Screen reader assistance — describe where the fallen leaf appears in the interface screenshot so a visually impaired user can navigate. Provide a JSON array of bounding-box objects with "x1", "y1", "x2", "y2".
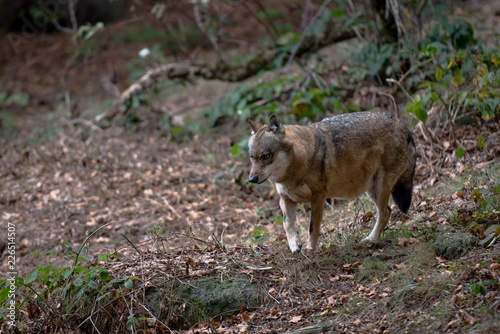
[
  {"x1": 339, "y1": 274, "x2": 354, "y2": 280},
  {"x1": 464, "y1": 313, "x2": 476, "y2": 325},
  {"x1": 395, "y1": 263, "x2": 407, "y2": 269},
  {"x1": 27, "y1": 302, "x2": 41, "y2": 321},
  {"x1": 490, "y1": 263, "x2": 500, "y2": 270},
  {"x1": 446, "y1": 319, "x2": 460, "y2": 329},
  {"x1": 327, "y1": 296, "x2": 335, "y2": 305},
  {"x1": 290, "y1": 315, "x2": 302, "y2": 323},
  {"x1": 320, "y1": 308, "x2": 330, "y2": 316},
  {"x1": 360, "y1": 211, "x2": 374, "y2": 222},
  {"x1": 398, "y1": 237, "x2": 408, "y2": 246}
]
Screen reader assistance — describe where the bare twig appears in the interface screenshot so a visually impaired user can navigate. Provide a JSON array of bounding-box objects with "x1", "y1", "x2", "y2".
[
  {"x1": 416, "y1": 0, "x2": 429, "y2": 17},
  {"x1": 438, "y1": 95, "x2": 457, "y2": 144},
  {"x1": 73, "y1": 223, "x2": 110, "y2": 268},
  {"x1": 241, "y1": 1, "x2": 278, "y2": 45},
  {"x1": 138, "y1": 302, "x2": 175, "y2": 334},
  {"x1": 287, "y1": 0, "x2": 332, "y2": 67},
  {"x1": 377, "y1": 91, "x2": 399, "y2": 118},
  {"x1": 199, "y1": 220, "x2": 225, "y2": 251},
  {"x1": 193, "y1": 3, "x2": 225, "y2": 63},
  {"x1": 388, "y1": 0, "x2": 406, "y2": 48},
  {"x1": 70, "y1": 118, "x2": 104, "y2": 135},
  {"x1": 121, "y1": 234, "x2": 143, "y2": 257},
  {"x1": 68, "y1": 0, "x2": 78, "y2": 33},
  {"x1": 386, "y1": 78, "x2": 413, "y2": 101},
  {"x1": 300, "y1": 0, "x2": 314, "y2": 30},
  {"x1": 283, "y1": 320, "x2": 336, "y2": 334}
]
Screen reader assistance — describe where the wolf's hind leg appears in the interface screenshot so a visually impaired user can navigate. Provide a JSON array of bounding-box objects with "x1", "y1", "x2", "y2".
[
  {"x1": 280, "y1": 197, "x2": 301, "y2": 253},
  {"x1": 362, "y1": 181, "x2": 392, "y2": 244}
]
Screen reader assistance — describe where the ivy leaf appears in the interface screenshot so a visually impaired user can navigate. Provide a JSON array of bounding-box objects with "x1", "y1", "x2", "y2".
[
  {"x1": 415, "y1": 108, "x2": 428, "y2": 123},
  {"x1": 331, "y1": 9, "x2": 345, "y2": 18},
  {"x1": 455, "y1": 147, "x2": 466, "y2": 159},
  {"x1": 232, "y1": 143, "x2": 240, "y2": 157},
  {"x1": 99, "y1": 270, "x2": 110, "y2": 283},
  {"x1": 451, "y1": 21, "x2": 476, "y2": 49},
  {"x1": 124, "y1": 278, "x2": 133, "y2": 290},
  {"x1": 477, "y1": 63, "x2": 488, "y2": 76},
  {"x1": 490, "y1": 54, "x2": 500, "y2": 66},
  {"x1": 0, "y1": 287, "x2": 10, "y2": 303},
  {"x1": 73, "y1": 277, "x2": 84, "y2": 287},
  {"x1": 477, "y1": 136, "x2": 486, "y2": 148},
  {"x1": 26, "y1": 270, "x2": 39, "y2": 284},
  {"x1": 435, "y1": 67, "x2": 444, "y2": 82}
]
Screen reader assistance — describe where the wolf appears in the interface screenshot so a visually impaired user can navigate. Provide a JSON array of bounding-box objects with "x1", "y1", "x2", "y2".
[{"x1": 247, "y1": 111, "x2": 416, "y2": 253}]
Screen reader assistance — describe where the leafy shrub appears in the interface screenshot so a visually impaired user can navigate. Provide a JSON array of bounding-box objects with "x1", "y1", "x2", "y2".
[
  {"x1": 349, "y1": 42, "x2": 397, "y2": 83},
  {"x1": 203, "y1": 73, "x2": 345, "y2": 126},
  {"x1": 0, "y1": 249, "x2": 131, "y2": 326},
  {"x1": 406, "y1": 19, "x2": 500, "y2": 123}
]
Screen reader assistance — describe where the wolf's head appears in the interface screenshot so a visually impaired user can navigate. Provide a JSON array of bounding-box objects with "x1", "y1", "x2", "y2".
[{"x1": 247, "y1": 115, "x2": 291, "y2": 184}]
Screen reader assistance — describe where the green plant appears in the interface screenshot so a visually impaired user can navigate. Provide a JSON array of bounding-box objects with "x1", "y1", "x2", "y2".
[
  {"x1": 469, "y1": 184, "x2": 500, "y2": 247},
  {"x1": 250, "y1": 227, "x2": 270, "y2": 246},
  {"x1": 470, "y1": 279, "x2": 498, "y2": 296},
  {"x1": 349, "y1": 42, "x2": 396, "y2": 83},
  {"x1": 0, "y1": 113, "x2": 21, "y2": 139},
  {"x1": 405, "y1": 19, "x2": 500, "y2": 124},
  {"x1": 203, "y1": 72, "x2": 345, "y2": 127},
  {"x1": 71, "y1": 22, "x2": 104, "y2": 41},
  {"x1": 0, "y1": 222, "x2": 132, "y2": 328},
  {"x1": 0, "y1": 91, "x2": 29, "y2": 108},
  {"x1": 0, "y1": 249, "x2": 128, "y2": 326},
  {"x1": 356, "y1": 258, "x2": 391, "y2": 282}
]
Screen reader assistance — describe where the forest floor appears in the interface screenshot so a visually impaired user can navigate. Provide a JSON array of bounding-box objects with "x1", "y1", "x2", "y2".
[{"x1": 1, "y1": 1, "x2": 500, "y2": 333}]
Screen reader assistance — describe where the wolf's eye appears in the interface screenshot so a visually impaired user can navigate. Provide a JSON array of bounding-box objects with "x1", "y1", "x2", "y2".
[{"x1": 262, "y1": 153, "x2": 271, "y2": 160}]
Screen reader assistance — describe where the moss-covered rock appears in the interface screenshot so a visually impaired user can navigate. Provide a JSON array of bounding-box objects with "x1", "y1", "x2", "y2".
[
  {"x1": 432, "y1": 225, "x2": 477, "y2": 260},
  {"x1": 61, "y1": 275, "x2": 263, "y2": 332},
  {"x1": 144, "y1": 276, "x2": 264, "y2": 329}
]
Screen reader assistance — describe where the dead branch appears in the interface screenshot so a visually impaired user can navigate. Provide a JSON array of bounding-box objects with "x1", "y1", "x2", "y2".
[
  {"x1": 98, "y1": 22, "x2": 355, "y2": 123},
  {"x1": 283, "y1": 320, "x2": 336, "y2": 334},
  {"x1": 286, "y1": 0, "x2": 332, "y2": 67}
]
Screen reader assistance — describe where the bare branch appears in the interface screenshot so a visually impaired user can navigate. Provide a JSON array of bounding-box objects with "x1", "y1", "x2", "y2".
[
  {"x1": 193, "y1": 3, "x2": 225, "y2": 63},
  {"x1": 286, "y1": 0, "x2": 332, "y2": 68},
  {"x1": 241, "y1": 0, "x2": 278, "y2": 46},
  {"x1": 99, "y1": 22, "x2": 356, "y2": 123}
]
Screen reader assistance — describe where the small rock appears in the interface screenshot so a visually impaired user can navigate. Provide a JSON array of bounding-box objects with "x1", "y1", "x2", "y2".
[{"x1": 432, "y1": 225, "x2": 477, "y2": 260}]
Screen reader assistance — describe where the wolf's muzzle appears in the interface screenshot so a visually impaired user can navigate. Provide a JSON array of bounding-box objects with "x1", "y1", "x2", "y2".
[{"x1": 248, "y1": 176, "x2": 259, "y2": 184}]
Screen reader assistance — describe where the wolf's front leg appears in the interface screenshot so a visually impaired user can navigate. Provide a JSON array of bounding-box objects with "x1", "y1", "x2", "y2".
[
  {"x1": 306, "y1": 194, "x2": 326, "y2": 251},
  {"x1": 279, "y1": 197, "x2": 300, "y2": 253}
]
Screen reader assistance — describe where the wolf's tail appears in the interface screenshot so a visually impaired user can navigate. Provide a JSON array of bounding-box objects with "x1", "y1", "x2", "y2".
[{"x1": 391, "y1": 129, "x2": 416, "y2": 214}]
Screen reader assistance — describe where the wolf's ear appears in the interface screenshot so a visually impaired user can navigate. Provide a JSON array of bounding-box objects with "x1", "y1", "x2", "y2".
[
  {"x1": 269, "y1": 115, "x2": 284, "y2": 135},
  {"x1": 248, "y1": 119, "x2": 263, "y2": 134}
]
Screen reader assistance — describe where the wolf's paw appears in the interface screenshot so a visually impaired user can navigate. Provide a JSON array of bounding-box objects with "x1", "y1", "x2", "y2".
[
  {"x1": 288, "y1": 243, "x2": 302, "y2": 253},
  {"x1": 360, "y1": 236, "x2": 388, "y2": 248},
  {"x1": 287, "y1": 235, "x2": 302, "y2": 253},
  {"x1": 304, "y1": 240, "x2": 318, "y2": 252},
  {"x1": 360, "y1": 236, "x2": 377, "y2": 245}
]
